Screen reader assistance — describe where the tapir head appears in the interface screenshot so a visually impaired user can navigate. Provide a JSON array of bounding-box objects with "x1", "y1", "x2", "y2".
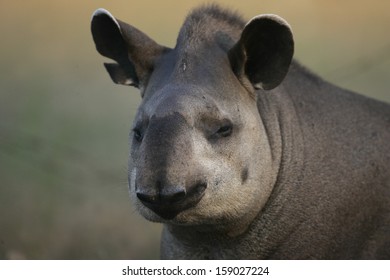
[{"x1": 91, "y1": 6, "x2": 294, "y2": 233}]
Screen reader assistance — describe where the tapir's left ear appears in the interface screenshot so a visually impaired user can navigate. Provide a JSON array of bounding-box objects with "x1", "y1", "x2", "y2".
[
  {"x1": 91, "y1": 8, "x2": 168, "y2": 89},
  {"x1": 228, "y1": 15, "x2": 294, "y2": 90}
]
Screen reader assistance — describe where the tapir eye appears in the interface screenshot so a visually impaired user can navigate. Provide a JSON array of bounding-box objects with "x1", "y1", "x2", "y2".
[
  {"x1": 214, "y1": 119, "x2": 233, "y2": 138},
  {"x1": 133, "y1": 128, "x2": 143, "y2": 142},
  {"x1": 216, "y1": 124, "x2": 233, "y2": 137},
  {"x1": 202, "y1": 118, "x2": 234, "y2": 141}
]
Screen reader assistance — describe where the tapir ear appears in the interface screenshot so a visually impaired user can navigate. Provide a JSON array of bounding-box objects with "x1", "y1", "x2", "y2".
[
  {"x1": 91, "y1": 8, "x2": 168, "y2": 88},
  {"x1": 228, "y1": 14, "x2": 294, "y2": 90}
]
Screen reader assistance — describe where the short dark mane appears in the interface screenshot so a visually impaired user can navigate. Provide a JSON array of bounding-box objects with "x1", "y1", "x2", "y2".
[
  {"x1": 176, "y1": 4, "x2": 245, "y2": 49},
  {"x1": 184, "y1": 4, "x2": 245, "y2": 30}
]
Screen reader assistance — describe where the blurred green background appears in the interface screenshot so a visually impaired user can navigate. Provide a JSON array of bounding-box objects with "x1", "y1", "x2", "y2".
[{"x1": 0, "y1": 0, "x2": 389, "y2": 259}]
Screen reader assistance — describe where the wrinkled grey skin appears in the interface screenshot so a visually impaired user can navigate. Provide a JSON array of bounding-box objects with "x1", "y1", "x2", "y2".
[{"x1": 91, "y1": 5, "x2": 390, "y2": 259}]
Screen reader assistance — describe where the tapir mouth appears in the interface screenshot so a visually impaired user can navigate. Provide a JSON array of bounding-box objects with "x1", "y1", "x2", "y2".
[{"x1": 138, "y1": 182, "x2": 207, "y2": 220}]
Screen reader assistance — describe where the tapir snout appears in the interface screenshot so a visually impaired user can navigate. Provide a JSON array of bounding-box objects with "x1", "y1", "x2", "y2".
[{"x1": 132, "y1": 111, "x2": 208, "y2": 219}]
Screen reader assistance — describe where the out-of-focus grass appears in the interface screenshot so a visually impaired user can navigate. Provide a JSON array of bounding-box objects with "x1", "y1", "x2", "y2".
[
  {"x1": 0, "y1": 1, "x2": 162, "y2": 258},
  {"x1": 0, "y1": 0, "x2": 389, "y2": 259},
  {"x1": 0, "y1": 57, "x2": 161, "y2": 259}
]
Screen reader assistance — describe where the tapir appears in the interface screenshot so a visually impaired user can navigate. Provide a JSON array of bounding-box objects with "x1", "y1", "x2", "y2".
[{"x1": 91, "y1": 4, "x2": 390, "y2": 259}]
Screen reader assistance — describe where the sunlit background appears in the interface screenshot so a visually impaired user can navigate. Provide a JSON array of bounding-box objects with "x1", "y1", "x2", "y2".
[{"x1": 0, "y1": 0, "x2": 389, "y2": 259}]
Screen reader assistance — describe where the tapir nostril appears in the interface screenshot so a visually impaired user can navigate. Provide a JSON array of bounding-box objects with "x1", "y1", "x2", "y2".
[
  {"x1": 136, "y1": 182, "x2": 206, "y2": 219},
  {"x1": 160, "y1": 186, "x2": 187, "y2": 204},
  {"x1": 136, "y1": 191, "x2": 158, "y2": 204},
  {"x1": 136, "y1": 186, "x2": 187, "y2": 205}
]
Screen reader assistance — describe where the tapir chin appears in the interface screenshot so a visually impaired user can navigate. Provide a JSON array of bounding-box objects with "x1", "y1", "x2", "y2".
[{"x1": 91, "y1": 4, "x2": 390, "y2": 259}]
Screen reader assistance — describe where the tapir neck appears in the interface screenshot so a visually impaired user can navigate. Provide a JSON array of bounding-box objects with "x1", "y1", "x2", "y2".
[{"x1": 258, "y1": 75, "x2": 306, "y2": 211}]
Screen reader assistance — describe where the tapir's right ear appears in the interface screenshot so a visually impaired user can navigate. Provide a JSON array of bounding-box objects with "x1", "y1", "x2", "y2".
[{"x1": 91, "y1": 8, "x2": 168, "y2": 89}]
